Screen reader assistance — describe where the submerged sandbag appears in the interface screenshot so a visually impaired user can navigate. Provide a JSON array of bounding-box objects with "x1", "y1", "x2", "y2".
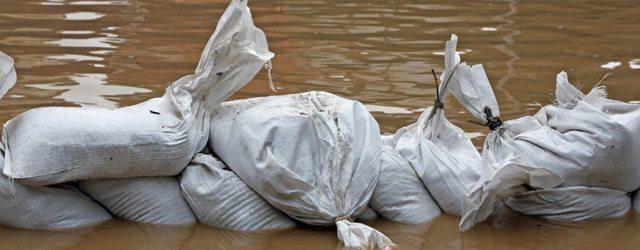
[
  {"x1": 78, "y1": 177, "x2": 196, "y2": 225},
  {"x1": 369, "y1": 146, "x2": 441, "y2": 223},
  {"x1": 180, "y1": 153, "x2": 296, "y2": 231},
  {"x1": 505, "y1": 186, "x2": 631, "y2": 221},
  {"x1": 1, "y1": 0, "x2": 273, "y2": 185},
  {"x1": 210, "y1": 91, "x2": 394, "y2": 248},
  {"x1": 0, "y1": 145, "x2": 112, "y2": 230},
  {"x1": 454, "y1": 67, "x2": 640, "y2": 230}
]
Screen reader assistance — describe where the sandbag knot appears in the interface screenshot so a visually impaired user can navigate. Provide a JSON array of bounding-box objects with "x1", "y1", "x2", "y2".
[{"x1": 483, "y1": 106, "x2": 502, "y2": 130}]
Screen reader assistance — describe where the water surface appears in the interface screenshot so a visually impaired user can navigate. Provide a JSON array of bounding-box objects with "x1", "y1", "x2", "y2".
[{"x1": 1, "y1": 0, "x2": 640, "y2": 249}]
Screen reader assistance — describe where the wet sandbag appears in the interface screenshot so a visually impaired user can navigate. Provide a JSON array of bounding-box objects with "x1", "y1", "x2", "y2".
[
  {"x1": 369, "y1": 146, "x2": 441, "y2": 223},
  {"x1": 210, "y1": 91, "x2": 394, "y2": 248},
  {"x1": 454, "y1": 68, "x2": 640, "y2": 230},
  {"x1": 0, "y1": 146, "x2": 112, "y2": 230},
  {"x1": 505, "y1": 186, "x2": 631, "y2": 221},
  {"x1": 180, "y1": 153, "x2": 296, "y2": 231},
  {"x1": 78, "y1": 177, "x2": 196, "y2": 225},
  {"x1": 1, "y1": 0, "x2": 273, "y2": 185}
]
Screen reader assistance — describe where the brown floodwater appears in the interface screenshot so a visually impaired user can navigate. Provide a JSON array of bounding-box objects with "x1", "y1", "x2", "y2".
[{"x1": 1, "y1": 0, "x2": 640, "y2": 249}]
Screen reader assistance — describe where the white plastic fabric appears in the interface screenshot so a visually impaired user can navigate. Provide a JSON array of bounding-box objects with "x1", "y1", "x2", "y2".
[
  {"x1": 1, "y1": 0, "x2": 273, "y2": 185},
  {"x1": 505, "y1": 186, "x2": 631, "y2": 221},
  {"x1": 0, "y1": 51, "x2": 16, "y2": 100},
  {"x1": 369, "y1": 146, "x2": 441, "y2": 223},
  {"x1": 392, "y1": 34, "x2": 483, "y2": 216},
  {"x1": 78, "y1": 176, "x2": 196, "y2": 225},
  {"x1": 454, "y1": 67, "x2": 640, "y2": 230},
  {"x1": 180, "y1": 153, "x2": 296, "y2": 231},
  {"x1": 0, "y1": 145, "x2": 112, "y2": 229},
  {"x1": 357, "y1": 206, "x2": 379, "y2": 221},
  {"x1": 209, "y1": 91, "x2": 394, "y2": 248}
]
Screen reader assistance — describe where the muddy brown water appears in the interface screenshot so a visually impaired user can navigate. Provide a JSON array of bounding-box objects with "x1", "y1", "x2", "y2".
[{"x1": 1, "y1": 0, "x2": 640, "y2": 249}]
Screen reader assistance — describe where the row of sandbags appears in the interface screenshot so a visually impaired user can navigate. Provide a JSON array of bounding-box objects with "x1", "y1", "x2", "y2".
[
  {"x1": 1, "y1": 0, "x2": 640, "y2": 248},
  {"x1": 0, "y1": 1, "x2": 392, "y2": 248}
]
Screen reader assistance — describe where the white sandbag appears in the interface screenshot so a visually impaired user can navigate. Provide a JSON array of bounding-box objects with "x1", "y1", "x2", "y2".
[
  {"x1": 505, "y1": 186, "x2": 631, "y2": 221},
  {"x1": 180, "y1": 153, "x2": 296, "y2": 231},
  {"x1": 77, "y1": 176, "x2": 196, "y2": 225},
  {"x1": 0, "y1": 145, "x2": 112, "y2": 230},
  {"x1": 357, "y1": 206, "x2": 379, "y2": 221},
  {"x1": 0, "y1": 51, "x2": 16, "y2": 99},
  {"x1": 454, "y1": 66, "x2": 640, "y2": 230},
  {"x1": 2, "y1": 0, "x2": 273, "y2": 185},
  {"x1": 392, "y1": 34, "x2": 484, "y2": 216},
  {"x1": 210, "y1": 91, "x2": 394, "y2": 248},
  {"x1": 369, "y1": 146, "x2": 441, "y2": 223}
]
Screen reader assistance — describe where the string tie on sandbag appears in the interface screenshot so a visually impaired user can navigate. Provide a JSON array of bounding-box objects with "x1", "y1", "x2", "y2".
[
  {"x1": 334, "y1": 215, "x2": 353, "y2": 223},
  {"x1": 483, "y1": 106, "x2": 502, "y2": 130}
]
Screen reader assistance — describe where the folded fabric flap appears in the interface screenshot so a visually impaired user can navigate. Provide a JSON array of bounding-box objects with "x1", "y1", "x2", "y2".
[
  {"x1": 335, "y1": 219, "x2": 395, "y2": 249},
  {"x1": 459, "y1": 155, "x2": 563, "y2": 231}
]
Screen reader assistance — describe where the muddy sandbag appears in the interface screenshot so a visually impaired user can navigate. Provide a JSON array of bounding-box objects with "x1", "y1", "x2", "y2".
[
  {"x1": 1, "y1": 0, "x2": 273, "y2": 185},
  {"x1": 0, "y1": 145, "x2": 112, "y2": 230},
  {"x1": 180, "y1": 153, "x2": 296, "y2": 231},
  {"x1": 454, "y1": 67, "x2": 640, "y2": 230},
  {"x1": 78, "y1": 176, "x2": 196, "y2": 225},
  {"x1": 505, "y1": 186, "x2": 631, "y2": 221},
  {"x1": 369, "y1": 146, "x2": 441, "y2": 223},
  {"x1": 210, "y1": 91, "x2": 394, "y2": 248}
]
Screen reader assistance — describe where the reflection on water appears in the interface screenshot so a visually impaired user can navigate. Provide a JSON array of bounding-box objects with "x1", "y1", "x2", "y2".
[
  {"x1": 27, "y1": 73, "x2": 150, "y2": 108},
  {"x1": 1, "y1": 0, "x2": 640, "y2": 249}
]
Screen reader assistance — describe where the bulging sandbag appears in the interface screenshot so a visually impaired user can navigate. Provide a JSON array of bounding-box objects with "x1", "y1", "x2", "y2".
[
  {"x1": 369, "y1": 146, "x2": 441, "y2": 223},
  {"x1": 77, "y1": 176, "x2": 196, "y2": 225},
  {"x1": 210, "y1": 91, "x2": 394, "y2": 248},
  {"x1": 1, "y1": 0, "x2": 274, "y2": 185},
  {"x1": 454, "y1": 66, "x2": 640, "y2": 230},
  {"x1": 505, "y1": 186, "x2": 631, "y2": 221},
  {"x1": 180, "y1": 153, "x2": 296, "y2": 231},
  {"x1": 390, "y1": 35, "x2": 561, "y2": 231},
  {"x1": 0, "y1": 145, "x2": 112, "y2": 230}
]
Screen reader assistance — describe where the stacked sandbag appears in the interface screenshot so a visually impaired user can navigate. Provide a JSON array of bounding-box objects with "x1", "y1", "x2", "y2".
[
  {"x1": 180, "y1": 153, "x2": 296, "y2": 231},
  {"x1": 391, "y1": 35, "x2": 559, "y2": 224},
  {"x1": 450, "y1": 53, "x2": 640, "y2": 230},
  {"x1": 77, "y1": 177, "x2": 196, "y2": 225},
  {"x1": 369, "y1": 146, "x2": 441, "y2": 223},
  {"x1": 0, "y1": 145, "x2": 112, "y2": 229},
  {"x1": 505, "y1": 186, "x2": 631, "y2": 221},
  {"x1": 210, "y1": 91, "x2": 394, "y2": 248},
  {"x1": 1, "y1": 0, "x2": 273, "y2": 185}
]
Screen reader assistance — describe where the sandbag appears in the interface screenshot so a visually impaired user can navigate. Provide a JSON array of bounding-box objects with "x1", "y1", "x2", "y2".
[
  {"x1": 0, "y1": 145, "x2": 112, "y2": 230},
  {"x1": 505, "y1": 186, "x2": 631, "y2": 221},
  {"x1": 453, "y1": 66, "x2": 640, "y2": 230},
  {"x1": 180, "y1": 153, "x2": 296, "y2": 231},
  {"x1": 392, "y1": 35, "x2": 483, "y2": 217},
  {"x1": 2, "y1": 0, "x2": 273, "y2": 185},
  {"x1": 0, "y1": 51, "x2": 16, "y2": 99},
  {"x1": 210, "y1": 91, "x2": 394, "y2": 248},
  {"x1": 369, "y1": 146, "x2": 441, "y2": 223},
  {"x1": 77, "y1": 176, "x2": 196, "y2": 225}
]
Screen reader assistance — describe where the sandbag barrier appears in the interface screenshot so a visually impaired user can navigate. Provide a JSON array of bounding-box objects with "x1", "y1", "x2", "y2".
[{"x1": 1, "y1": 0, "x2": 640, "y2": 248}]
